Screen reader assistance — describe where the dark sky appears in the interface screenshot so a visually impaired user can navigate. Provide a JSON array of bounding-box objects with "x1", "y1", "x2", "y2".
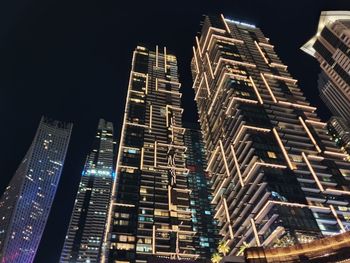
[{"x1": 0, "y1": 0, "x2": 349, "y2": 262}]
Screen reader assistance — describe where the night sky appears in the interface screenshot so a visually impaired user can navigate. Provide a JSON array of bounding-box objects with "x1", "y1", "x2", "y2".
[{"x1": 0, "y1": 0, "x2": 349, "y2": 262}]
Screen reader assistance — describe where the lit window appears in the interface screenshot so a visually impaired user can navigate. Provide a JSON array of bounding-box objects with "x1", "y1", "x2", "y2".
[{"x1": 267, "y1": 151, "x2": 277, "y2": 159}]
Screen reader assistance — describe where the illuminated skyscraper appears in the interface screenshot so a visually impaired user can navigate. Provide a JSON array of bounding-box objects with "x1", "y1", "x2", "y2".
[
  {"x1": 183, "y1": 123, "x2": 219, "y2": 259},
  {"x1": 103, "y1": 46, "x2": 197, "y2": 262},
  {"x1": 0, "y1": 117, "x2": 72, "y2": 263},
  {"x1": 328, "y1": 116, "x2": 350, "y2": 161},
  {"x1": 302, "y1": 11, "x2": 350, "y2": 122},
  {"x1": 60, "y1": 119, "x2": 115, "y2": 263},
  {"x1": 192, "y1": 15, "x2": 350, "y2": 256}
]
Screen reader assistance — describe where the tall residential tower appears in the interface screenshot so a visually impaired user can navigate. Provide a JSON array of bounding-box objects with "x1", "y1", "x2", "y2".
[
  {"x1": 192, "y1": 15, "x2": 350, "y2": 256},
  {"x1": 104, "y1": 46, "x2": 197, "y2": 262},
  {"x1": 302, "y1": 11, "x2": 350, "y2": 122},
  {"x1": 0, "y1": 117, "x2": 72, "y2": 263},
  {"x1": 60, "y1": 119, "x2": 115, "y2": 263},
  {"x1": 183, "y1": 123, "x2": 219, "y2": 259}
]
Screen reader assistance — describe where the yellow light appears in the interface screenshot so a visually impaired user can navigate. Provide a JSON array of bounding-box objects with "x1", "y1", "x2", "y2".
[
  {"x1": 272, "y1": 128, "x2": 294, "y2": 170},
  {"x1": 264, "y1": 73, "x2": 298, "y2": 84},
  {"x1": 249, "y1": 76, "x2": 264, "y2": 104},
  {"x1": 254, "y1": 41, "x2": 269, "y2": 64},
  {"x1": 260, "y1": 73, "x2": 277, "y2": 103},
  {"x1": 221, "y1": 14, "x2": 231, "y2": 33},
  {"x1": 219, "y1": 140, "x2": 231, "y2": 178},
  {"x1": 230, "y1": 145, "x2": 244, "y2": 187},
  {"x1": 192, "y1": 46, "x2": 200, "y2": 73},
  {"x1": 223, "y1": 197, "x2": 234, "y2": 239},
  {"x1": 206, "y1": 53, "x2": 215, "y2": 79},
  {"x1": 301, "y1": 152, "x2": 324, "y2": 192},
  {"x1": 299, "y1": 117, "x2": 322, "y2": 153},
  {"x1": 330, "y1": 204, "x2": 346, "y2": 233},
  {"x1": 250, "y1": 218, "x2": 261, "y2": 246},
  {"x1": 195, "y1": 36, "x2": 202, "y2": 57}
]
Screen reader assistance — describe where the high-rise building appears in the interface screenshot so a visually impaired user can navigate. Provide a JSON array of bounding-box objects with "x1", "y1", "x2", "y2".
[
  {"x1": 183, "y1": 123, "x2": 219, "y2": 260},
  {"x1": 103, "y1": 46, "x2": 197, "y2": 262},
  {"x1": 60, "y1": 119, "x2": 115, "y2": 263},
  {"x1": 301, "y1": 11, "x2": 350, "y2": 122},
  {"x1": 192, "y1": 15, "x2": 350, "y2": 256},
  {"x1": 0, "y1": 117, "x2": 72, "y2": 263},
  {"x1": 328, "y1": 116, "x2": 350, "y2": 161}
]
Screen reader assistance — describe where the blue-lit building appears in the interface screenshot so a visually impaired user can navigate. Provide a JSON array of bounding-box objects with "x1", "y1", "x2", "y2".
[
  {"x1": 183, "y1": 123, "x2": 219, "y2": 261},
  {"x1": 60, "y1": 119, "x2": 115, "y2": 263},
  {"x1": 0, "y1": 117, "x2": 72, "y2": 263}
]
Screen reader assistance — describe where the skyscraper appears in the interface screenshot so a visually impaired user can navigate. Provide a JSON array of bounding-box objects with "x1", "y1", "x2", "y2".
[
  {"x1": 0, "y1": 117, "x2": 72, "y2": 263},
  {"x1": 60, "y1": 119, "x2": 115, "y2": 263},
  {"x1": 301, "y1": 11, "x2": 350, "y2": 122},
  {"x1": 183, "y1": 123, "x2": 219, "y2": 260},
  {"x1": 328, "y1": 116, "x2": 350, "y2": 161},
  {"x1": 103, "y1": 46, "x2": 197, "y2": 262},
  {"x1": 192, "y1": 14, "x2": 350, "y2": 256}
]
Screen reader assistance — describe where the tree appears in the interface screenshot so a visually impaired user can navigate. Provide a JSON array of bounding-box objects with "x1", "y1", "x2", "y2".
[
  {"x1": 237, "y1": 241, "x2": 250, "y2": 256},
  {"x1": 211, "y1": 252, "x2": 222, "y2": 263},
  {"x1": 217, "y1": 240, "x2": 230, "y2": 256}
]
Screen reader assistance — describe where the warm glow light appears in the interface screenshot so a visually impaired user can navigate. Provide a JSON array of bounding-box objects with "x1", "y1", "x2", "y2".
[
  {"x1": 270, "y1": 62, "x2": 288, "y2": 70},
  {"x1": 301, "y1": 152, "x2": 324, "y2": 192},
  {"x1": 205, "y1": 53, "x2": 215, "y2": 79},
  {"x1": 250, "y1": 218, "x2": 261, "y2": 246},
  {"x1": 206, "y1": 146, "x2": 219, "y2": 172},
  {"x1": 204, "y1": 72, "x2": 211, "y2": 95},
  {"x1": 260, "y1": 73, "x2": 277, "y2": 103},
  {"x1": 324, "y1": 151, "x2": 348, "y2": 158},
  {"x1": 223, "y1": 198, "x2": 234, "y2": 239},
  {"x1": 219, "y1": 140, "x2": 231, "y2": 178},
  {"x1": 330, "y1": 204, "x2": 346, "y2": 232},
  {"x1": 221, "y1": 14, "x2": 231, "y2": 33},
  {"x1": 230, "y1": 145, "x2": 244, "y2": 187},
  {"x1": 164, "y1": 46, "x2": 167, "y2": 73},
  {"x1": 299, "y1": 117, "x2": 322, "y2": 153},
  {"x1": 192, "y1": 46, "x2": 200, "y2": 73},
  {"x1": 214, "y1": 57, "x2": 256, "y2": 76},
  {"x1": 233, "y1": 125, "x2": 270, "y2": 145},
  {"x1": 249, "y1": 76, "x2": 264, "y2": 104},
  {"x1": 272, "y1": 128, "x2": 294, "y2": 170},
  {"x1": 258, "y1": 42, "x2": 274, "y2": 48},
  {"x1": 264, "y1": 73, "x2": 298, "y2": 84},
  {"x1": 254, "y1": 41, "x2": 269, "y2": 64},
  {"x1": 195, "y1": 36, "x2": 202, "y2": 56},
  {"x1": 278, "y1": 101, "x2": 317, "y2": 112},
  {"x1": 156, "y1": 45, "x2": 159, "y2": 68},
  {"x1": 305, "y1": 119, "x2": 327, "y2": 127}
]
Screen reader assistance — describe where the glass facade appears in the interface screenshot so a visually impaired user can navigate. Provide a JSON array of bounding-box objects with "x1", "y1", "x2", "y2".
[
  {"x1": 183, "y1": 123, "x2": 219, "y2": 260},
  {"x1": 0, "y1": 117, "x2": 72, "y2": 263},
  {"x1": 103, "y1": 46, "x2": 198, "y2": 262},
  {"x1": 328, "y1": 116, "x2": 350, "y2": 161},
  {"x1": 60, "y1": 119, "x2": 115, "y2": 262},
  {"x1": 302, "y1": 11, "x2": 350, "y2": 122},
  {"x1": 192, "y1": 15, "x2": 350, "y2": 256}
]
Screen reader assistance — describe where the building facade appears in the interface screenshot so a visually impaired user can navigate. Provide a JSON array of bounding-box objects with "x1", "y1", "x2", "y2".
[
  {"x1": 302, "y1": 11, "x2": 350, "y2": 122},
  {"x1": 0, "y1": 117, "x2": 72, "y2": 263},
  {"x1": 192, "y1": 15, "x2": 350, "y2": 256},
  {"x1": 60, "y1": 119, "x2": 115, "y2": 262},
  {"x1": 103, "y1": 46, "x2": 197, "y2": 262},
  {"x1": 183, "y1": 123, "x2": 219, "y2": 260},
  {"x1": 328, "y1": 116, "x2": 350, "y2": 161}
]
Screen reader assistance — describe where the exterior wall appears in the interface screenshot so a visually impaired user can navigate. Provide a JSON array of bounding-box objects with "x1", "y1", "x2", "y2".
[
  {"x1": 183, "y1": 123, "x2": 219, "y2": 260},
  {"x1": 0, "y1": 117, "x2": 72, "y2": 263},
  {"x1": 60, "y1": 119, "x2": 114, "y2": 262},
  {"x1": 303, "y1": 11, "x2": 350, "y2": 122},
  {"x1": 192, "y1": 15, "x2": 350, "y2": 256},
  {"x1": 104, "y1": 46, "x2": 197, "y2": 263},
  {"x1": 328, "y1": 116, "x2": 350, "y2": 161}
]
